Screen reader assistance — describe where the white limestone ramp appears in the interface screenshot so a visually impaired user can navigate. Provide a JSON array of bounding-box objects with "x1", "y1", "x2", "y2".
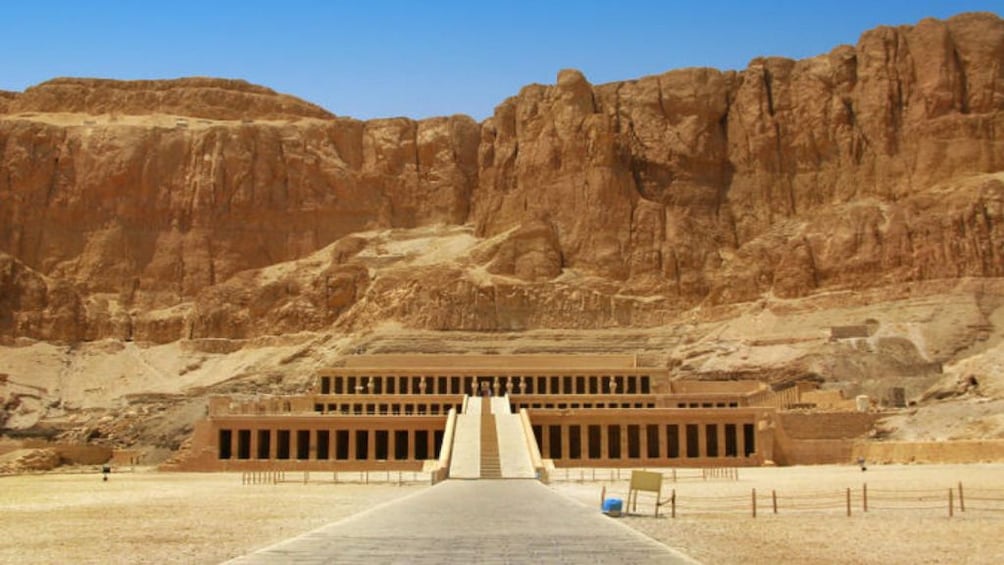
[
  {"x1": 492, "y1": 397, "x2": 535, "y2": 478},
  {"x1": 448, "y1": 397, "x2": 480, "y2": 478}
]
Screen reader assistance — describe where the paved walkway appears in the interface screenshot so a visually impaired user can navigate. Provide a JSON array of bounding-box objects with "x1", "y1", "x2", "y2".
[{"x1": 227, "y1": 480, "x2": 695, "y2": 564}]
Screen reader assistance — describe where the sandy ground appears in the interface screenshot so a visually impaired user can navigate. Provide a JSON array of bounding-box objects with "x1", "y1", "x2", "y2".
[
  {"x1": 0, "y1": 470, "x2": 424, "y2": 565},
  {"x1": 2, "y1": 465, "x2": 1002, "y2": 564},
  {"x1": 551, "y1": 464, "x2": 1004, "y2": 564}
]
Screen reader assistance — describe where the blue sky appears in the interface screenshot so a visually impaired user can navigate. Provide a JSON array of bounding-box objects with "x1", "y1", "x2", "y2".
[{"x1": 2, "y1": 1, "x2": 1001, "y2": 120}]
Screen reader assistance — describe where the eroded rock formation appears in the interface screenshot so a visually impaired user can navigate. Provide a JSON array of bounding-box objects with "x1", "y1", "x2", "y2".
[{"x1": 0, "y1": 12, "x2": 1002, "y2": 344}]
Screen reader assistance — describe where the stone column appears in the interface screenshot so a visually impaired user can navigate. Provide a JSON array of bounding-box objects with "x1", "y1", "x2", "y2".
[
  {"x1": 600, "y1": 425, "x2": 609, "y2": 461},
  {"x1": 541, "y1": 426, "x2": 551, "y2": 459},
  {"x1": 367, "y1": 428, "x2": 376, "y2": 461},
  {"x1": 619, "y1": 425, "x2": 628, "y2": 461},
  {"x1": 561, "y1": 425, "x2": 570, "y2": 460},
  {"x1": 717, "y1": 423, "x2": 726, "y2": 460},
  {"x1": 640, "y1": 424, "x2": 650, "y2": 460},
  {"x1": 658, "y1": 424, "x2": 667, "y2": 461},
  {"x1": 250, "y1": 429, "x2": 260, "y2": 460},
  {"x1": 389, "y1": 428, "x2": 397, "y2": 460},
  {"x1": 407, "y1": 429, "x2": 416, "y2": 460},
  {"x1": 347, "y1": 430, "x2": 357, "y2": 461},
  {"x1": 737, "y1": 422, "x2": 747, "y2": 458},
  {"x1": 698, "y1": 424, "x2": 708, "y2": 459}
]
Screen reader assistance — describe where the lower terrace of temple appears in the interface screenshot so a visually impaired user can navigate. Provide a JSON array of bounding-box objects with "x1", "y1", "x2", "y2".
[{"x1": 175, "y1": 355, "x2": 803, "y2": 474}]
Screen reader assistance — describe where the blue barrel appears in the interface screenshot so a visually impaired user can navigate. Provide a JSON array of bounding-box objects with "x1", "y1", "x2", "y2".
[{"x1": 602, "y1": 498, "x2": 623, "y2": 516}]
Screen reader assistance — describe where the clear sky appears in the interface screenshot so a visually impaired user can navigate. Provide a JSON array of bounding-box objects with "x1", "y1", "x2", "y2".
[{"x1": 2, "y1": 1, "x2": 1001, "y2": 121}]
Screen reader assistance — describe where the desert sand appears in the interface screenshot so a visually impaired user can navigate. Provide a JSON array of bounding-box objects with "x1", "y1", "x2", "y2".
[
  {"x1": 1, "y1": 464, "x2": 1002, "y2": 564},
  {"x1": 552, "y1": 463, "x2": 1004, "y2": 564},
  {"x1": 0, "y1": 470, "x2": 424, "y2": 564}
]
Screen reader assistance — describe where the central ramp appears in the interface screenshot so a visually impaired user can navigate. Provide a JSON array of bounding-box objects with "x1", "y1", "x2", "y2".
[
  {"x1": 491, "y1": 396, "x2": 535, "y2": 478},
  {"x1": 449, "y1": 395, "x2": 535, "y2": 479},
  {"x1": 227, "y1": 480, "x2": 695, "y2": 564}
]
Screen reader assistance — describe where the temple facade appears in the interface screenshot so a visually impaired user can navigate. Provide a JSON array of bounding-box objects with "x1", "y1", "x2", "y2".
[{"x1": 173, "y1": 355, "x2": 815, "y2": 476}]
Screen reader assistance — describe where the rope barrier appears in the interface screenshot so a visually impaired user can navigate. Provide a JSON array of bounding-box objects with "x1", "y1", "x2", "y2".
[
  {"x1": 655, "y1": 483, "x2": 984, "y2": 519},
  {"x1": 241, "y1": 470, "x2": 429, "y2": 485},
  {"x1": 550, "y1": 468, "x2": 739, "y2": 484}
]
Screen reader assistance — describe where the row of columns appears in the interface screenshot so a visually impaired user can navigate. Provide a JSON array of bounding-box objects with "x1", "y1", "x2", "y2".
[
  {"x1": 515, "y1": 401, "x2": 656, "y2": 410},
  {"x1": 315, "y1": 402, "x2": 461, "y2": 415},
  {"x1": 320, "y1": 374, "x2": 653, "y2": 396},
  {"x1": 219, "y1": 427, "x2": 439, "y2": 462},
  {"x1": 536, "y1": 422, "x2": 755, "y2": 461}
]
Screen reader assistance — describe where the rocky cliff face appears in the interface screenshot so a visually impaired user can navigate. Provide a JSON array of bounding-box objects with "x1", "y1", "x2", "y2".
[{"x1": 1, "y1": 12, "x2": 1002, "y2": 344}]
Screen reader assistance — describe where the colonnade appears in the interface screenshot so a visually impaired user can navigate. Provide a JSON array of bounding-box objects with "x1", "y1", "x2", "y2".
[
  {"x1": 530, "y1": 419, "x2": 757, "y2": 463},
  {"x1": 318, "y1": 373, "x2": 653, "y2": 397},
  {"x1": 313, "y1": 400, "x2": 463, "y2": 416},
  {"x1": 217, "y1": 425, "x2": 444, "y2": 463}
]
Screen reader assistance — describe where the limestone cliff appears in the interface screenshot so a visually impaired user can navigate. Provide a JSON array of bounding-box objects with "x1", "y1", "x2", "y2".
[{"x1": 1, "y1": 12, "x2": 1002, "y2": 345}]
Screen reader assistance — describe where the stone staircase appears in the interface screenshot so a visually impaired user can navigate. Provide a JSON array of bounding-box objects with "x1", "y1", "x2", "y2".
[{"x1": 479, "y1": 397, "x2": 502, "y2": 479}]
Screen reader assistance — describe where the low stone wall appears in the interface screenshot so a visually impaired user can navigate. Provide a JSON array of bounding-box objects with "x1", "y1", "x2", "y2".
[
  {"x1": 778, "y1": 412, "x2": 881, "y2": 440},
  {"x1": 778, "y1": 439, "x2": 856, "y2": 465},
  {"x1": 853, "y1": 440, "x2": 1004, "y2": 463},
  {"x1": 23, "y1": 441, "x2": 112, "y2": 465},
  {"x1": 774, "y1": 439, "x2": 1004, "y2": 466},
  {"x1": 773, "y1": 412, "x2": 880, "y2": 465}
]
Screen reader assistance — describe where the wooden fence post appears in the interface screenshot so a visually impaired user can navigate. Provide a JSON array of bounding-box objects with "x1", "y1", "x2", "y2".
[
  {"x1": 958, "y1": 482, "x2": 965, "y2": 512},
  {"x1": 846, "y1": 488, "x2": 851, "y2": 517},
  {"x1": 863, "y1": 483, "x2": 868, "y2": 512},
  {"x1": 671, "y1": 489, "x2": 676, "y2": 518},
  {"x1": 772, "y1": 489, "x2": 778, "y2": 514},
  {"x1": 949, "y1": 488, "x2": 954, "y2": 518},
  {"x1": 752, "y1": 488, "x2": 757, "y2": 518}
]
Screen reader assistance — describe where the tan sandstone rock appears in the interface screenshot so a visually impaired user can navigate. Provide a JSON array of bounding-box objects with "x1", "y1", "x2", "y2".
[{"x1": 0, "y1": 12, "x2": 1001, "y2": 343}]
